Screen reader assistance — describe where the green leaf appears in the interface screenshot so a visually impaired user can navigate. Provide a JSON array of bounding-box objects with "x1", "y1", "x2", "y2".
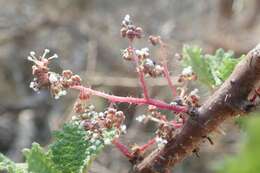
[
  {"x1": 182, "y1": 45, "x2": 215, "y2": 87},
  {"x1": 23, "y1": 143, "x2": 60, "y2": 173},
  {"x1": 50, "y1": 122, "x2": 88, "y2": 173},
  {"x1": 182, "y1": 46, "x2": 243, "y2": 88},
  {"x1": 206, "y1": 48, "x2": 243, "y2": 84},
  {"x1": 217, "y1": 116, "x2": 260, "y2": 173},
  {"x1": 50, "y1": 122, "x2": 117, "y2": 173},
  {"x1": 0, "y1": 154, "x2": 27, "y2": 173},
  {"x1": 217, "y1": 55, "x2": 243, "y2": 81}
]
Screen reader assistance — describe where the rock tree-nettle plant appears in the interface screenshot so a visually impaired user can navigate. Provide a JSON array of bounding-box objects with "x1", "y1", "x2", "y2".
[{"x1": 1, "y1": 15, "x2": 260, "y2": 173}]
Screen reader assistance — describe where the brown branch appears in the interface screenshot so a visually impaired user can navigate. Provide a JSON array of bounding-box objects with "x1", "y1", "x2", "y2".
[{"x1": 134, "y1": 44, "x2": 260, "y2": 173}]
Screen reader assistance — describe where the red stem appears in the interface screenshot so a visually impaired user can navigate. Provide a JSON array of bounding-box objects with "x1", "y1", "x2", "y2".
[
  {"x1": 162, "y1": 63, "x2": 177, "y2": 97},
  {"x1": 128, "y1": 40, "x2": 149, "y2": 100},
  {"x1": 133, "y1": 50, "x2": 149, "y2": 100},
  {"x1": 71, "y1": 85, "x2": 188, "y2": 113},
  {"x1": 137, "y1": 67, "x2": 149, "y2": 100},
  {"x1": 113, "y1": 139, "x2": 133, "y2": 159},
  {"x1": 138, "y1": 138, "x2": 156, "y2": 152}
]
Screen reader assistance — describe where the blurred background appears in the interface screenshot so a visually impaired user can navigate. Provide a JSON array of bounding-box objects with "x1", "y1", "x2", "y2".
[{"x1": 0, "y1": 0, "x2": 259, "y2": 172}]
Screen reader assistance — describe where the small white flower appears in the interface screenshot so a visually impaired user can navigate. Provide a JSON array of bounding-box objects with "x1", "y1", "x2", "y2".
[
  {"x1": 104, "y1": 138, "x2": 112, "y2": 145},
  {"x1": 30, "y1": 51, "x2": 36, "y2": 56},
  {"x1": 124, "y1": 14, "x2": 130, "y2": 23},
  {"x1": 170, "y1": 101, "x2": 177, "y2": 105},
  {"x1": 135, "y1": 49, "x2": 142, "y2": 56},
  {"x1": 27, "y1": 56, "x2": 37, "y2": 63},
  {"x1": 136, "y1": 48, "x2": 149, "y2": 57},
  {"x1": 182, "y1": 66, "x2": 193, "y2": 76},
  {"x1": 190, "y1": 88, "x2": 199, "y2": 96},
  {"x1": 95, "y1": 140, "x2": 101, "y2": 145},
  {"x1": 144, "y1": 59, "x2": 154, "y2": 67},
  {"x1": 92, "y1": 133, "x2": 98, "y2": 138},
  {"x1": 90, "y1": 145, "x2": 97, "y2": 151},
  {"x1": 154, "y1": 65, "x2": 163, "y2": 73},
  {"x1": 141, "y1": 47, "x2": 149, "y2": 54},
  {"x1": 72, "y1": 116, "x2": 77, "y2": 121},
  {"x1": 54, "y1": 95, "x2": 60, "y2": 99},
  {"x1": 120, "y1": 124, "x2": 127, "y2": 134},
  {"x1": 49, "y1": 73, "x2": 59, "y2": 83},
  {"x1": 155, "y1": 137, "x2": 168, "y2": 149},
  {"x1": 90, "y1": 137, "x2": 95, "y2": 143},
  {"x1": 54, "y1": 90, "x2": 66, "y2": 99},
  {"x1": 98, "y1": 112, "x2": 105, "y2": 118},
  {"x1": 48, "y1": 54, "x2": 58, "y2": 60},
  {"x1": 89, "y1": 105, "x2": 95, "y2": 111},
  {"x1": 42, "y1": 49, "x2": 50, "y2": 59},
  {"x1": 29, "y1": 81, "x2": 39, "y2": 92},
  {"x1": 60, "y1": 90, "x2": 67, "y2": 96},
  {"x1": 136, "y1": 114, "x2": 146, "y2": 122}
]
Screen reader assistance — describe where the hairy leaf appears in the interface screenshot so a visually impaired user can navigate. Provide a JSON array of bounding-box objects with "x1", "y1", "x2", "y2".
[
  {"x1": 23, "y1": 143, "x2": 60, "y2": 173},
  {"x1": 50, "y1": 122, "x2": 89, "y2": 173},
  {"x1": 182, "y1": 46, "x2": 243, "y2": 88},
  {"x1": 182, "y1": 45, "x2": 215, "y2": 87}
]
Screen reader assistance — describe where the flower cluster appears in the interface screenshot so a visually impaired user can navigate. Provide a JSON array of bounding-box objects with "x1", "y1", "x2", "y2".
[
  {"x1": 27, "y1": 15, "x2": 202, "y2": 164},
  {"x1": 73, "y1": 102, "x2": 126, "y2": 145},
  {"x1": 28, "y1": 49, "x2": 58, "y2": 92},
  {"x1": 178, "y1": 66, "x2": 197, "y2": 82},
  {"x1": 136, "y1": 48, "x2": 164, "y2": 78},
  {"x1": 135, "y1": 105, "x2": 184, "y2": 150},
  {"x1": 120, "y1": 15, "x2": 164, "y2": 78},
  {"x1": 120, "y1": 14, "x2": 143, "y2": 41},
  {"x1": 121, "y1": 47, "x2": 164, "y2": 78},
  {"x1": 28, "y1": 49, "x2": 82, "y2": 99}
]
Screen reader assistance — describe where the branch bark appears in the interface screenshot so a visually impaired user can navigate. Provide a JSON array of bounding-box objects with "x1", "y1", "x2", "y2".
[{"x1": 134, "y1": 44, "x2": 260, "y2": 173}]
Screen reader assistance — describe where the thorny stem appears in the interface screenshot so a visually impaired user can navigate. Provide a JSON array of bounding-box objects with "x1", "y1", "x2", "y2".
[
  {"x1": 71, "y1": 85, "x2": 188, "y2": 113},
  {"x1": 135, "y1": 44, "x2": 260, "y2": 173}
]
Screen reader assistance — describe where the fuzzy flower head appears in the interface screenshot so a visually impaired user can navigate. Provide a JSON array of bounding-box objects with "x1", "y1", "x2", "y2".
[
  {"x1": 135, "y1": 47, "x2": 150, "y2": 59},
  {"x1": 178, "y1": 66, "x2": 197, "y2": 82},
  {"x1": 27, "y1": 49, "x2": 58, "y2": 91},
  {"x1": 136, "y1": 114, "x2": 146, "y2": 123},
  {"x1": 28, "y1": 49, "x2": 82, "y2": 99},
  {"x1": 155, "y1": 136, "x2": 168, "y2": 149},
  {"x1": 120, "y1": 14, "x2": 143, "y2": 41},
  {"x1": 182, "y1": 66, "x2": 193, "y2": 76}
]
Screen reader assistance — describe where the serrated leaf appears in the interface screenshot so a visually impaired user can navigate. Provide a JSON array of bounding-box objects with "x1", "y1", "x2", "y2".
[
  {"x1": 182, "y1": 46, "x2": 243, "y2": 88},
  {"x1": 50, "y1": 122, "x2": 89, "y2": 173},
  {"x1": 182, "y1": 45, "x2": 215, "y2": 87},
  {"x1": 206, "y1": 48, "x2": 242, "y2": 84},
  {"x1": 23, "y1": 143, "x2": 60, "y2": 173},
  {"x1": 0, "y1": 154, "x2": 27, "y2": 173},
  {"x1": 217, "y1": 55, "x2": 243, "y2": 81}
]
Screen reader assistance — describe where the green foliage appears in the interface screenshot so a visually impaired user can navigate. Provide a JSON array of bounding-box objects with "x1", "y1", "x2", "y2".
[
  {"x1": 182, "y1": 45, "x2": 243, "y2": 88},
  {"x1": 182, "y1": 45, "x2": 215, "y2": 87},
  {"x1": 23, "y1": 143, "x2": 60, "y2": 173},
  {"x1": 217, "y1": 116, "x2": 260, "y2": 173},
  {"x1": 50, "y1": 122, "x2": 90, "y2": 173},
  {"x1": 0, "y1": 154, "x2": 27, "y2": 173},
  {"x1": 0, "y1": 121, "x2": 116, "y2": 173}
]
